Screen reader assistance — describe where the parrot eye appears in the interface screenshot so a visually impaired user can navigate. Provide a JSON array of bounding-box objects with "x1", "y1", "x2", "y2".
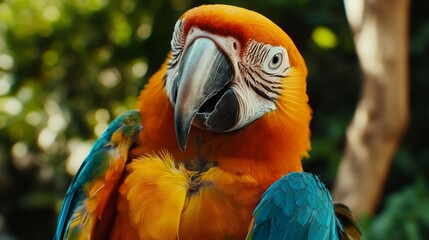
[
  {"x1": 269, "y1": 53, "x2": 283, "y2": 70},
  {"x1": 263, "y1": 46, "x2": 290, "y2": 75}
]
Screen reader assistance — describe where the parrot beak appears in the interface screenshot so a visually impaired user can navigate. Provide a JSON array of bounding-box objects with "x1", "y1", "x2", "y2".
[{"x1": 174, "y1": 37, "x2": 234, "y2": 151}]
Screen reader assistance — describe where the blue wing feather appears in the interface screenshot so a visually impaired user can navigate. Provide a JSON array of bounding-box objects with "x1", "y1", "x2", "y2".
[
  {"x1": 54, "y1": 110, "x2": 141, "y2": 240},
  {"x1": 247, "y1": 172, "x2": 344, "y2": 240}
]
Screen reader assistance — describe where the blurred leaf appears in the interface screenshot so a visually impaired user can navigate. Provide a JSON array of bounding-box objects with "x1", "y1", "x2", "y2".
[
  {"x1": 410, "y1": 22, "x2": 429, "y2": 55},
  {"x1": 312, "y1": 26, "x2": 338, "y2": 49},
  {"x1": 19, "y1": 191, "x2": 57, "y2": 208},
  {"x1": 364, "y1": 178, "x2": 429, "y2": 240}
]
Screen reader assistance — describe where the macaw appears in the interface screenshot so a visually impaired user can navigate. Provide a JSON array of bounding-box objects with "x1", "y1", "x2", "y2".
[{"x1": 55, "y1": 4, "x2": 360, "y2": 240}]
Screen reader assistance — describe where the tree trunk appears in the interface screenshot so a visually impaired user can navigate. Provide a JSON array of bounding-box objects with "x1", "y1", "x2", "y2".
[{"x1": 332, "y1": 0, "x2": 410, "y2": 217}]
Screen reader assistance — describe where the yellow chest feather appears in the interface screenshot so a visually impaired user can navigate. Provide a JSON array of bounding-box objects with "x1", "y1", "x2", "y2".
[{"x1": 111, "y1": 152, "x2": 263, "y2": 240}]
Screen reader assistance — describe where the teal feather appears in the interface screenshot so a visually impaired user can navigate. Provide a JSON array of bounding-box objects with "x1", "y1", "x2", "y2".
[
  {"x1": 247, "y1": 172, "x2": 347, "y2": 240},
  {"x1": 54, "y1": 110, "x2": 141, "y2": 240}
]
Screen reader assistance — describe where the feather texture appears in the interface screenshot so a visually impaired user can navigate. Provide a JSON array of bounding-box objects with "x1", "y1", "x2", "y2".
[
  {"x1": 119, "y1": 152, "x2": 190, "y2": 240},
  {"x1": 54, "y1": 110, "x2": 141, "y2": 239},
  {"x1": 247, "y1": 172, "x2": 361, "y2": 240},
  {"x1": 334, "y1": 203, "x2": 362, "y2": 240},
  {"x1": 111, "y1": 155, "x2": 261, "y2": 240}
]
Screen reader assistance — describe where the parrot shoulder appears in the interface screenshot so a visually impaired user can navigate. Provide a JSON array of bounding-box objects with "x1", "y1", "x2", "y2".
[
  {"x1": 54, "y1": 110, "x2": 141, "y2": 240},
  {"x1": 247, "y1": 172, "x2": 360, "y2": 240}
]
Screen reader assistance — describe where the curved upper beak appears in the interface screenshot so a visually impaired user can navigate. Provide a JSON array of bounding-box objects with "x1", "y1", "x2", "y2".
[{"x1": 174, "y1": 37, "x2": 233, "y2": 151}]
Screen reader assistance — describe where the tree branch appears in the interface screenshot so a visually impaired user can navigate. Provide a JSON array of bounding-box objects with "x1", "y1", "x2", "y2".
[{"x1": 332, "y1": 0, "x2": 410, "y2": 217}]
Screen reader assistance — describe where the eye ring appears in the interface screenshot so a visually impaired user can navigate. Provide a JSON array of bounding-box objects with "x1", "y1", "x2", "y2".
[
  {"x1": 268, "y1": 53, "x2": 283, "y2": 70},
  {"x1": 263, "y1": 46, "x2": 290, "y2": 74}
]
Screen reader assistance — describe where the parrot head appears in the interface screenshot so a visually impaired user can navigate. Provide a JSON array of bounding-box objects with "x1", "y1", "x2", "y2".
[{"x1": 164, "y1": 5, "x2": 310, "y2": 153}]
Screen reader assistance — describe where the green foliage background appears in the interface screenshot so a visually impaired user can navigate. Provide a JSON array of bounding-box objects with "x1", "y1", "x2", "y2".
[{"x1": 0, "y1": 0, "x2": 427, "y2": 239}]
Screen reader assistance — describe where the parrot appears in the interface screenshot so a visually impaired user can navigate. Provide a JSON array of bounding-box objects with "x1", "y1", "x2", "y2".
[{"x1": 54, "y1": 4, "x2": 360, "y2": 240}]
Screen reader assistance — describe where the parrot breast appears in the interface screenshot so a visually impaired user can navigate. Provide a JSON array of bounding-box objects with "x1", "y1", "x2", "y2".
[{"x1": 112, "y1": 152, "x2": 263, "y2": 240}]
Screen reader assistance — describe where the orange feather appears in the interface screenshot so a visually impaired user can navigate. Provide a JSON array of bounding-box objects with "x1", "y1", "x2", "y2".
[{"x1": 110, "y1": 4, "x2": 311, "y2": 239}]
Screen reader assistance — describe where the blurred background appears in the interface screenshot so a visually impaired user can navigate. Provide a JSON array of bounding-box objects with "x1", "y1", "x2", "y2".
[{"x1": 0, "y1": 0, "x2": 427, "y2": 239}]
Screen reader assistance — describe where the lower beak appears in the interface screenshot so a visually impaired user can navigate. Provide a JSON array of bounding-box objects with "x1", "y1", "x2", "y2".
[{"x1": 174, "y1": 37, "x2": 234, "y2": 151}]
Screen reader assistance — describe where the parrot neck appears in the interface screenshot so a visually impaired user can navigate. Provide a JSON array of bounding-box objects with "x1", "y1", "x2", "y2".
[{"x1": 199, "y1": 113, "x2": 310, "y2": 190}]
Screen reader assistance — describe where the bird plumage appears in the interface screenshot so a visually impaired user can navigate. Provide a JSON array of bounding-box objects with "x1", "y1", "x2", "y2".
[
  {"x1": 55, "y1": 110, "x2": 141, "y2": 239},
  {"x1": 55, "y1": 4, "x2": 359, "y2": 240},
  {"x1": 247, "y1": 172, "x2": 360, "y2": 240}
]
